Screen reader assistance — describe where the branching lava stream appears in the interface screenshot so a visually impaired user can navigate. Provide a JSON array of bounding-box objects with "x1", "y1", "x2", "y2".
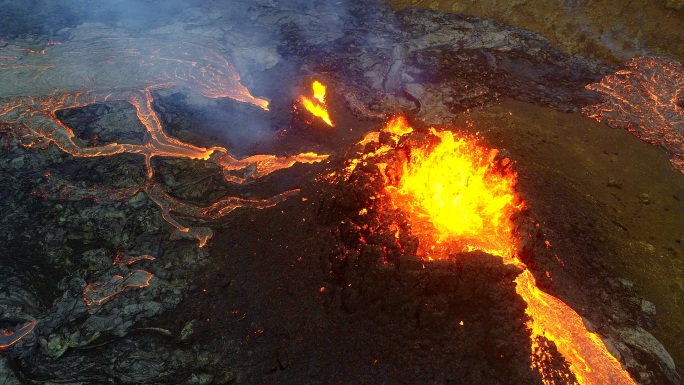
[
  {"x1": 0, "y1": 39, "x2": 332, "y2": 349},
  {"x1": 0, "y1": 38, "x2": 328, "y2": 246}
]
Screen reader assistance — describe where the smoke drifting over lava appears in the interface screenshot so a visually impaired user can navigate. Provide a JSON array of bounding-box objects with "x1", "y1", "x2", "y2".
[{"x1": 0, "y1": 0, "x2": 373, "y2": 152}]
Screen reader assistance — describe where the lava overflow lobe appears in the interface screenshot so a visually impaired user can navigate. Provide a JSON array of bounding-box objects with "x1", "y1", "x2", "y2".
[{"x1": 334, "y1": 116, "x2": 636, "y2": 385}]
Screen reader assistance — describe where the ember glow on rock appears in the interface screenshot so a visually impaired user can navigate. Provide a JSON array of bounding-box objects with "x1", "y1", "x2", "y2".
[
  {"x1": 299, "y1": 80, "x2": 334, "y2": 126},
  {"x1": 374, "y1": 117, "x2": 635, "y2": 385}
]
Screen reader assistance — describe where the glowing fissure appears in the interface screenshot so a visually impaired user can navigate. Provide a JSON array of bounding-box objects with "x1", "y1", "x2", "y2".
[
  {"x1": 79, "y1": 253, "x2": 156, "y2": 312},
  {"x1": 0, "y1": 40, "x2": 327, "y2": 245},
  {"x1": 365, "y1": 117, "x2": 635, "y2": 385},
  {"x1": 298, "y1": 80, "x2": 334, "y2": 126}
]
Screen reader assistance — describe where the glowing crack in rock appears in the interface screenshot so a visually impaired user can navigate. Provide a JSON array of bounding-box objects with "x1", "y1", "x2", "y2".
[
  {"x1": 34, "y1": 179, "x2": 302, "y2": 247},
  {"x1": 0, "y1": 321, "x2": 36, "y2": 350},
  {"x1": 583, "y1": 57, "x2": 684, "y2": 173},
  {"x1": 145, "y1": 184, "x2": 300, "y2": 247},
  {"x1": 112, "y1": 252, "x2": 156, "y2": 266},
  {"x1": 83, "y1": 270, "x2": 154, "y2": 308},
  {"x1": 298, "y1": 80, "x2": 334, "y2": 126},
  {"x1": 355, "y1": 117, "x2": 636, "y2": 385},
  {"x1": 0, "y1": 38, "x2": 328, "y2": 245}
]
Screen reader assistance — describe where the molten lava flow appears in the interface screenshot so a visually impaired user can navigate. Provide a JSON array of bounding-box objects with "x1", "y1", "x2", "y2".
[
  {"x1": 516, "y1": 269, "x2": 635, "y2": 385},
  {"x1": 4, "y1": 89, "x2": 325, "y2": 246},
  {"x1": 83, "y1": 270, "x2": 154, "y2": 308},
  {"x1": 312, "y1": 80, "x2": 326, "y2": 104},
  {"x1": 386, "y1": 128, "x2": 521, "y2": 259},
  {"x1": 0, "y1": 40, "x2": 328, "y2": 246},
  {"x1": 218, "y1": 152, "x2": 328, "y2": 184},
  {"x1": 298, "y1": 80, "x2": 334, "y2": 126},
  {"x1": 0, "y1": 321, "x2": 36, "y2": 350},
  {"x1": 583, "y1": 57, "x2": 684, "y2": 173},
  {"x1": 112, "y1": 252, "x2": 156, "y2": 266},
  {"x1": 145, "y1": 184, "x2": 300, "y2": 247},
  {"x1": 35, "y1": 178, "x2": 303, "y2": 248},
  {"x1": 370, "y1": 117, "x2": 635, "y2": 385}
]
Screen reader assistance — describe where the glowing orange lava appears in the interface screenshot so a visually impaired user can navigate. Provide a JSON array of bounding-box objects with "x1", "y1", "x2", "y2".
[
  {"x1": 584, "y1": 57, "x2": 684, "y2": 173},
  {"x1": 375, "y1": 117, "x2": 635, "y2": 385},
  {"x1": 299, "y1": 80, "x2": 334, "y2": 126},
  {"x1": 0, "y1": 40, "x2": 327, "y2": 246},
  {"x1": 83, "y1": 270, "x2": 154, "y2": 308},
  {"x1": 386, "y1": 128, "x2": 521, "y2": 259},
  {"x1": 112, "y1": 252, "x2": 156, "y2": 266},
  {"x1": 0, "y1": 321, "x2": 36, "y2": 350},
  {"x1": 14, "y1": 89, "x2": 325, "y2": 246}
]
